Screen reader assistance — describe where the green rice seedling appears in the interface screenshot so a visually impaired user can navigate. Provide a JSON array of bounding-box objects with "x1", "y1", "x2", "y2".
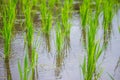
[
  {"x1": 55, "y1": 22, "x2": 65, "y2": 65},
  {"x1": 0, "y1": 0, "x2": 17, "y2": 58},
  {"x1": 22, "y1": 0, "x2": 34, "y2": 61},
  {"x1": 32, "y1": 0, "x2": 38, "y2": 6},
  {"x1": 55, "y1": 22, "x2": 65, "y2": 78},
  {"x1": 56, "y1": 22, "x2": 64, "y2": 54},
  {"x1": 103, "y1": 0, "x2": 114, "y2": 31},
  {"x1": 102, "y1": 0, "x2": 114, "y2": 48},
  {"x1": 40, "y1": 0, "x2": 52, "y2": 35},
  {"x1": 79, "y1": 0, "x2": 90, "y2": 46},
  {"x1": 81, "y1": 11, "x2": 104, "y2": 80},
  {"x1": 48, "y1": 0, "x2": 56, "y2": 11},
  {"x1": 61, "y1": 0, "x2": 73, "y2": 37},
  {"x1": 80, "y1": 0, "x2": 90, "y2": 28}
]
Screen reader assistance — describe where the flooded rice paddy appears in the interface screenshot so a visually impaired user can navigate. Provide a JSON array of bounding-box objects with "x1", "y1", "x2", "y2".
[{"x1": 0, "y1": 0, "x2": 120, "y2": 80}]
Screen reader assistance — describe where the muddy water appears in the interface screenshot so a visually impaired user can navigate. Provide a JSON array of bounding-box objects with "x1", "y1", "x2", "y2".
[{"x1": 0, "y1": 9, "x2": 120, "y2": 80}]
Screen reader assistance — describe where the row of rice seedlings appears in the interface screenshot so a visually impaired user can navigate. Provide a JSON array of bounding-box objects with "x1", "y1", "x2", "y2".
[
  {"x1": 40, "y1": 0, "x2": 53, "y2": 35},
  {"x1": 18, "y1": 49, "x2": 38, "y2": 80},
  {"x1": 102, "y1": 0, "x2": 114, "y2": 47},
  {"x1": 81, "y1": 13, "x2": 104, "y2": 80},
  {"x1": 0, "y1": 0, "x2": 17, "y2": 58}
]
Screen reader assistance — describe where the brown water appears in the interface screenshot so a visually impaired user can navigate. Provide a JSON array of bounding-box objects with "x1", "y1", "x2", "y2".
[{"x1": 0, "y1": 9, "x2": 120, "y2": 80}]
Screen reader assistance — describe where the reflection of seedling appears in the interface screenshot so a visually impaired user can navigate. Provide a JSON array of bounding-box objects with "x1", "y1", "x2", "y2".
[{"x1": 18, "y1": 51, "x2": 38, "y2": 80}]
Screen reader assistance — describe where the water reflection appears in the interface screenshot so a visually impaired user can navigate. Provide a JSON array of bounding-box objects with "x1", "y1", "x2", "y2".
[
  {"x1": 55, "y1": 35, "x2": 71, "y2": 79},
  {"x1": 81, "y1": 28, "x2": 86, "y2": 48},
  {"x1": 4, "y1": 58, "x2": 12, "y2": 80},
  {"x1": 63, "y1": 36, "x2": 71, "y2": 54},
  {"x1": 103, "y1": 23, "x2": 112, "y2": 49},
  {"x1": 43, "y1": 33, "x2": 51, "y2": 53}
]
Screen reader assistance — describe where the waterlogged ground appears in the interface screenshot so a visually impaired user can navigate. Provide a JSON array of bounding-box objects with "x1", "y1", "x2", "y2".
[{"x1": 0, "y1": 9, "x2": 120, "y2": 80}]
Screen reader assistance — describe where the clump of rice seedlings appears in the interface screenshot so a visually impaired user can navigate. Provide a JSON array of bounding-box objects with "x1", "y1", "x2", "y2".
[
  {"x1": 55, "y1": 22, "x2": 65, "y2": 79},
  {"x1": 102, "y1": 0, "x2": 114, "y2": 48},
  {"x1": 79, "y1": 0, "x2": 90, "y2": 46},
  {"x1": 40, "y1": 0, "x2": 52, "y2": 35},
  {"x1": 32, "y1": 0, "x2": 38, "y2": 6},
  {"x1": 80, "y1": 0, "x2": 90, "y2": 28},
  {"x1": 81, "y1": 6, "x2": 104, "y2": 79},
  {"x1": 55, "y1": 22, "x2": 65, "y2": 67},
  {"x1": 22, "y1": 0, "x2": 34, "y2": 61},
  {"x1": 56, "y1": 22, "x2": 64, "y2": 54},
  {"x1": 61, "y1": 0, "x2": 73, "y2": 37},
  {"x1": 0, "y1": 0, "x2": 17, "y2": 58},
  {"x1": 48, "y1": 0, "x2": 56, "y2": 11}
]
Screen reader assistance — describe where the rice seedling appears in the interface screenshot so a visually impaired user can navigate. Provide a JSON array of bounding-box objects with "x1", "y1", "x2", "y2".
[
  {"x1": 40, "y1": 0, "x2": 52, "y2": 35},
  {"x1": 0, "y1": 0, "x2": 17, "y2": 58},
  {"x1": 81, "y1": 15, "x2": 104, "y2": 80},
  {"x1": 61, "y1": 0, "x2": 73, "y2": 37},
  {"x1": 80, "y1": 0, "x2": 90, "y2": 28},
  {"x1": 55, "y1": 22, "x2": 65, "y2": 79},
  {"x1": 48, "y1": 0, "x2": 56, "y2": 11},
  {"x1": 56, "y1": 22, "x2": 64, "y2": 54},
  {"x1": 79, "y1": 0, "x2": 90, "y2": 46},
  {"x1": 102, "y1": 0, "x2": 114, "y2": 48},
  {"x1": 21, "y1": 0, "x2": 35, "y2": 62}
]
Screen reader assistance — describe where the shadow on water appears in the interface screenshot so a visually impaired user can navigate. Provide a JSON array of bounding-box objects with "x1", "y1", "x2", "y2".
[
  {"x1": 103, "y1": 23, "x2": 112, "y2": 49},
  {"x1": 4, "y1": 58, "x2": 12, "y2": 80},
  {"x1": 43, "y1": 33, "x2": 51, "y2": 53},
  {"x1": 55, "y1": 51, "x2": 64, "y2": 79},
  {"x1": 63, "y1": 36, "x2": 71, "y2": 54}
]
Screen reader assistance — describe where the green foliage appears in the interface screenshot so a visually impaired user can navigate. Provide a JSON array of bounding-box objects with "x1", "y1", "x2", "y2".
[
  {"x1": 80, "y1": 0, "x2": 90, "y2": 28},
  {"x1": 1, "y1": 0, "x2": 17, "y2": 58},
  {"x1": 61, "y1": 0, "x2": 73, "y2": 36},
  {"x1": 56, "y1": 22, "x2": 64, "y2": 53},
  {"x1": 103, "y1": 0, "x2": 114, "y2": 30},
  {"x1": 40, "y1": 0, "x2": 52, "y2": 34}
]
